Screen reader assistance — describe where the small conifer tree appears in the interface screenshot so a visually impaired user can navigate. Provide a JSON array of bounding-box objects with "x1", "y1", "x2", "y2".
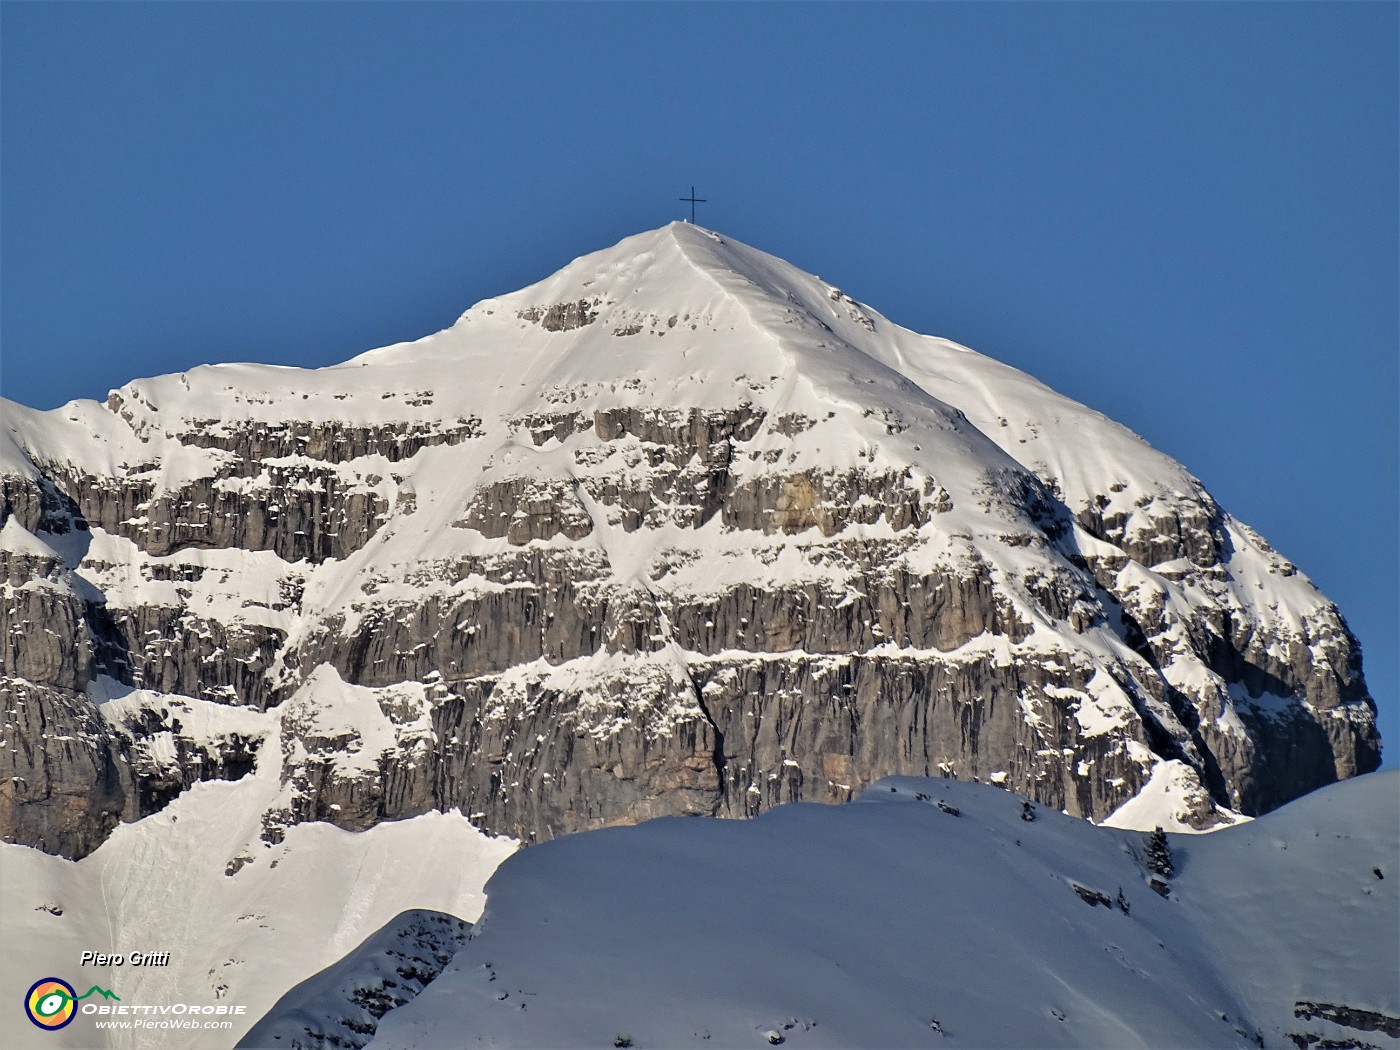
[{"x1": 1145, "y1": 826, "x2": 1174, "y2": 878}]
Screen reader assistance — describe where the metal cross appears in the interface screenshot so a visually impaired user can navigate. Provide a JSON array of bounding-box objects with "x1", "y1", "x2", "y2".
[{"x1": 679, "y1": 186, "x2": 706, "y2": 224}]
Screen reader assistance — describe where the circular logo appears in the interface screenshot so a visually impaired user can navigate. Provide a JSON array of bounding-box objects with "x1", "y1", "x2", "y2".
[{"x1": 25, "y1": 978, "x2": 77, "y2": 1030}]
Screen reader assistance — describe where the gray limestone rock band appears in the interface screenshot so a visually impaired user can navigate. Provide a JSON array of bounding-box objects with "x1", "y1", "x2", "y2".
[{"x1": 0, "y1": 401, "x2": 1379, "y2": 859}]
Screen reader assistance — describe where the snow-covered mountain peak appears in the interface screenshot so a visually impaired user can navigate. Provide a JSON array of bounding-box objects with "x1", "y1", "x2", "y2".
[
  {"x1": 0, "y1": 220, "x2": 1379, "y2": 908},
  {"x1": 66, "y1": 223, "x2": 914, "y2": 449},
  {"x1": 0, "y1": 221, "x2": 1383, "y2": 1045},
  {"x1": 458, "y1": 220, "x2": 867, "y2": 332},
  {"x1": 434, "y1": 220, "x2": 911, "y2": 413}
]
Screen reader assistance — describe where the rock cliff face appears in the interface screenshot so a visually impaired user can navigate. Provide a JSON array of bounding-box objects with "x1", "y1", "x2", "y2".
[{"x1": 0, "y1": 223, "x2": 1380, "y2": 858}]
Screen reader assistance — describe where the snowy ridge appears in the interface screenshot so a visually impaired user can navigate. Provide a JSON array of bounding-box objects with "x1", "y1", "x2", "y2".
[
  {"x1": 345, "y1": 771, "x2": 1397, "y2": 1050},
  {"x1": 237, "y1": 909, "x2": 473, "y2": 1050}
]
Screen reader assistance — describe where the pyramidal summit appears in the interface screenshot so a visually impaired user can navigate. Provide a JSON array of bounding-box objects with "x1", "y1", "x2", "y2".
[{"x1": 0, "y1": 223, "x2": 1384, "y2": 1048}]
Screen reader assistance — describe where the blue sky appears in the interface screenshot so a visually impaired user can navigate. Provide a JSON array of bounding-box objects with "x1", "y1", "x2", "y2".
[{"x1": 3, "y1": 2, "x2": 1396, "y2": 758}]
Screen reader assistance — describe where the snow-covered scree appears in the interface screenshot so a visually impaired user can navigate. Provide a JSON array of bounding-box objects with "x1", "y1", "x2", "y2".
[
  {"x1": 1101, "y1": 757, "x2": 1252, "y2": 834},
  {"x1": 247, "y1": 771, "x2": 1397, "y2": 1050},
  {"x1": 0, "y1": 222, "x2": 1379, "y2": 860},
  {"x1": 0, "y1": 701, "x2": 515, "y2": 1050}
]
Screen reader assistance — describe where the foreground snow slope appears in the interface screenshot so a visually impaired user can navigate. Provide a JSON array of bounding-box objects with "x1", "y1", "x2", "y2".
[
  {"x1": 352, "y1": 770, "x2": 1398, "y2": 1050},
  {"x1": 1, "y1": 716, "x2": 515, "y2": 1050}
]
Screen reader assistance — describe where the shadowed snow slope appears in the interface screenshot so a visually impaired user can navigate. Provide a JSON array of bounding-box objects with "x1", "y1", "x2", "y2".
[
  {"x1": 238, "y1": 909, "x2": 474, "y2": 1050},
  {"x1": 348, "y1": 771, "x2": 1398, "y2": 1050}
]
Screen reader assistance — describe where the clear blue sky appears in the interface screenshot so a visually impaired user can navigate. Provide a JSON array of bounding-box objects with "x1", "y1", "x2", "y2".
[{"x1": 3, "y1": 2, "x2": 1396, "y2": 758}]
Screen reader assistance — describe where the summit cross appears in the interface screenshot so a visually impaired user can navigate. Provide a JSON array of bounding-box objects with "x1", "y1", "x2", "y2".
[{"x1": 679, "y1": 186, "x2": 707, "y2": 224}]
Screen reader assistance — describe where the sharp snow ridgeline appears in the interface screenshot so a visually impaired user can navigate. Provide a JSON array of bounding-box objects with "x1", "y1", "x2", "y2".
[
  {"x1": 246, "y1": 770, "x2": 1400, "y2": 1050},
  {"x1": 1, "y1": 222, "x2": 1380, "y2": 862}
]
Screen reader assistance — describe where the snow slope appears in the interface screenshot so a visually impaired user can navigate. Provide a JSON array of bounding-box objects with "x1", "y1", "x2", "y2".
[
  {"x1": 1102, "y1": 758, "x2": 1251, "y2": 834},
  {"x1": 352, "y1": 771, "x2": 1397, "y2": 1050},
  {"x1": 0, "y1": 705, "x2": 516, "y2": 1050}
]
